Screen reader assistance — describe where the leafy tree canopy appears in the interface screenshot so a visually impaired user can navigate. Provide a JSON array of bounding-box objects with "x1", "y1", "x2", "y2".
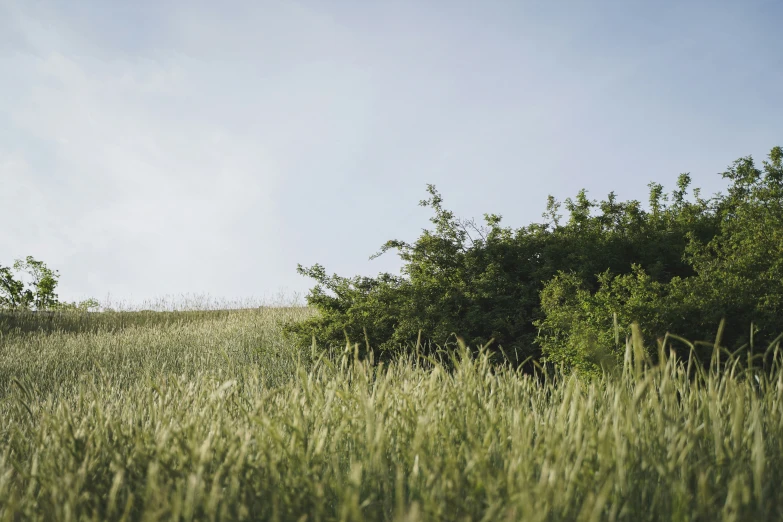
[{"x1": 0, "y1": 256, "x2": 99, "y2": 313}]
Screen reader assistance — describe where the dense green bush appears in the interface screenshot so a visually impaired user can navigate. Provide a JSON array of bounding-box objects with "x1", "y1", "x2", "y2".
[
  {"x1": 287, "y1": 147, "x2": 783, "y2": 373},
  {"x1": 538, "y1": 147, "x2": 783, "y2": 371}
]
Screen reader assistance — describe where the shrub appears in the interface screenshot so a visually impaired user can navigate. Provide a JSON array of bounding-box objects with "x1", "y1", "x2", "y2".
[{"x1": 288, "y1": 147, "x2": 783, "y2": 372}]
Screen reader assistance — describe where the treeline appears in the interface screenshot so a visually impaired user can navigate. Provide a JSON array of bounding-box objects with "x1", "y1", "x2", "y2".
[{"x1": 286, "y1": 146, "x2": 783, "y2": 373}]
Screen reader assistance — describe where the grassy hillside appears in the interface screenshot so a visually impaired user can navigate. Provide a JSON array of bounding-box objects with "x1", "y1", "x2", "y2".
[{"x1": 2, "y1": 308, "x2": 783, "y2": 521}]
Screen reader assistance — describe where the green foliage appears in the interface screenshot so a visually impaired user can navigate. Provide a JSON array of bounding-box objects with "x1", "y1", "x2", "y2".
[
  {"x1": 537, "y1": 147, "x2": 783, "y2": 372},
  {"x1": 0, "y1": 256, "x2": 99, "y2": 314},
  {"x1": 0, "y1": 264, "x2": 31, "y2": 310},
  {"x1": 537, "y1": 267, "x2": 681, "y2": 373},
  {"x1": 52, "y1": 297, "x2": 101, "y2": 313},
  {"x1": 0, "y1": 256, "x2": 61, "y2": 311},
  {"x1": 683, "y1": 147, "x2": 783, "y2": 345},
  {"x1": 291, "y1": 146, "x2": 783, "y2": 372},
  {"x1": 286, "y1": 184, "x2": 551, "y2": 365},
  {"x1": 289, "y1": 152, "x2": 722, "y2": 367}
]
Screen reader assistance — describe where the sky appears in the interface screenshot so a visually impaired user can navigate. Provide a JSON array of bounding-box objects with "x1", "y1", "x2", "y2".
[{"x1": 1, "y1": 0, "x2": 781, "y2": 310}]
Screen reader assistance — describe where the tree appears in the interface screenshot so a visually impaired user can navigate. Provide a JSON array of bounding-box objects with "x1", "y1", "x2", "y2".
[
  {"x1": 0, "y1": 264, "x2": 32, "y2": 310},
  {"x1": 0, "y1": 256, "x2": 99, "y2": 312},
  {"x1": 12, "y1": 256, "x2": 60, "y2": 311}
]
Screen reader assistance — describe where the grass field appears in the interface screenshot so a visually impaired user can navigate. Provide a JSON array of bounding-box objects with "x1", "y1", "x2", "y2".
[{"x1": 1, "y1": 306, "x2": 782, "y2": 521}]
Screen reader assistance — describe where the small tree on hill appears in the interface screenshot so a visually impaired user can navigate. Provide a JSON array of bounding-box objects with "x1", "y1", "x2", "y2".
[{"x1": 0, "y1": 256, "x2": 99, "y2": 312}]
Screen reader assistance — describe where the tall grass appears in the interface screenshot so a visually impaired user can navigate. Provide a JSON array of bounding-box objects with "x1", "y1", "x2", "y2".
[
  {"x1": 1, "y1": 308, "x2": 783, "y2": 521},
  {"x1": 0, "y1": 307, "x2": 316, "y2": 398}
]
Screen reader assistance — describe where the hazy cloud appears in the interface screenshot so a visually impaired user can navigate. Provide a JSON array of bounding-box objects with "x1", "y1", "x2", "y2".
[{"x1": 2, "y1": 0, "x2": 781, "y2": 308}]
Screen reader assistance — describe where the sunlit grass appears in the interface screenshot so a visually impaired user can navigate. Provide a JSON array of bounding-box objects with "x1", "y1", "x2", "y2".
[
  {"x1": 1, "y1": 305, "x2": 782, "y2": 521},
  {"x1": 0, "y1": 305, "x2": 316, "y2": 398}
]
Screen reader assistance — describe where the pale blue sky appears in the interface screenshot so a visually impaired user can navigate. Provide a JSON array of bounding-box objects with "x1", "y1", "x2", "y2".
[{"x1": 1, "y1": 0, "x2": 781, "y2": 309}]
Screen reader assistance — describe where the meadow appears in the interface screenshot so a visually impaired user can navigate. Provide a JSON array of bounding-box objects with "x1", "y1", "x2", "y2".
[{"x1": 1, "y1": 305, "x2": 783, "y2": 521}]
